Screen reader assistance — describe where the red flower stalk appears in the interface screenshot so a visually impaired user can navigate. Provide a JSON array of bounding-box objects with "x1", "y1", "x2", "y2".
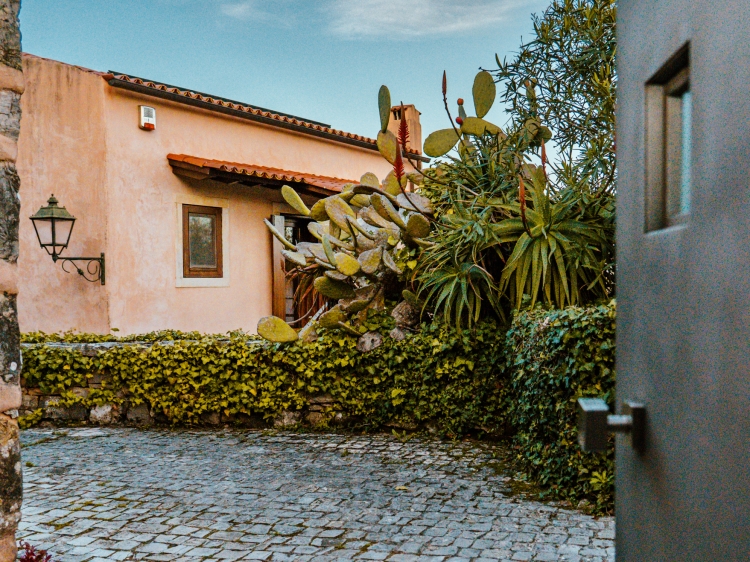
[
  {"x1": 394, "y1": 141, "x2": 405, "y2": 186},
  {"x1": 519, "y1": 176, "x2": 531, "y2": 236},
  {"x1": 442, "y1": 70, "x2": 447, "y2": 98},
  {"x1": 397, "y1": 103, "x2": 409, "y2": 151}
]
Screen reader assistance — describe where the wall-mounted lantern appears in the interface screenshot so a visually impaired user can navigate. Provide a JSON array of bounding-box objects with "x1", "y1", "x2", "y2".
[{"x1": 29, "y1": 195, "x2": 105, "y2": 285}]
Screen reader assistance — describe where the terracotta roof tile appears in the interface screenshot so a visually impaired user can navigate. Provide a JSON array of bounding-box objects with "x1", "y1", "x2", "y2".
[
  {"x1": 167, "y1": 154, "x2": 355, "y2": 194},
  {"x1": 109, "y1": 73, "x2": 422, "y2": 156}
]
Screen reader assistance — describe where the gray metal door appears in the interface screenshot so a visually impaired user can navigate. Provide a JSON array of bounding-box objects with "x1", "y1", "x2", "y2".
[{"x1": 617, "y1": 1, "x2": 750, "y2": 559}]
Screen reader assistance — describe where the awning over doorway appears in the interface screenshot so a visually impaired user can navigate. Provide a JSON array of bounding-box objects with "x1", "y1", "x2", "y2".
[{"x1": 167, "y1": 154, "x2": 354, "y2": 197}]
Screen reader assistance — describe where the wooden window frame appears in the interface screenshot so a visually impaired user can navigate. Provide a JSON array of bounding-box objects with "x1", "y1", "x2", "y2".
[
  {"x1": 645, "y1": 44, "x2": 691, "y2": 231},
  {"x1": 182, "y1": 204, "x2": 223, "y2": 278}
]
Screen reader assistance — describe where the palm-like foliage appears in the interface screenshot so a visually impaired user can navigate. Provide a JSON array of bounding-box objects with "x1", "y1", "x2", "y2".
[{"x1": 495, "y1": 166, "x2": 608, "y2": 309}]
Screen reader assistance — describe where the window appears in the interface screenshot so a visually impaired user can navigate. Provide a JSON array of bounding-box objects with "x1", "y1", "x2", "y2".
[
  {"x1": 645, "y1": 44, "x2": 692, "y2": 231},
  {"x1": 182, "y1": 204, "x2": 222, "y2": 278}
]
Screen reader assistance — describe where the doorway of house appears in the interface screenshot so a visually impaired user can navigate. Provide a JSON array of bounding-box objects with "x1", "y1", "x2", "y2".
[{"x1": 283, "y1": 216, "x2": 327, "y2": 326}]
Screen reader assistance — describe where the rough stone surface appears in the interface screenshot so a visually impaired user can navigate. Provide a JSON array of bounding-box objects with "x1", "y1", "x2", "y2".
[
  {"x1": 391, "y1": 301, "x2": 420, "y2": 328},
  {"x1": 273, "y1": 410, "x2": 301, "y2": 428},
  {"x1": 0, "y1": 4, "x2": 21, "y2": 559},
  {"x1": 0, "y1": 1, "x2": 19, "y2": 71},
  {"x1": 19, "y1": 428, "x2": 615, "y2": 561},
  {"x1": 39, "y1": 397, "x2": 87, "y2": 421},
  {"x1": 89, "y1": 404, "x2": 119, "y2": 425},
  {"x1": 0, "y1": 292, "x2": 19, "y2": 386},
  {"x1": 0, "y1": 415, "x2": 21, "y2": 559},
  {"x1": 125, "y1": 403, "x2": 153, "y2": 425},
  {"x1": 389, "y1": 327, "x2": 407, "y2": 341},
  {"x1": 0, "y1": 164, "x2": 19, "y2": 262},
  {"x1": 0, "y1": 91, "x2": 19, "y2": 140},
  {"x1": 357, "y1": 331, "x2": 384, "y2": 353}
]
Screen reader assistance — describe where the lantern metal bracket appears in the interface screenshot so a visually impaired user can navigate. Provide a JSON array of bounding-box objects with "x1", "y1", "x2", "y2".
[{"x1": 53, "y1": 252, "x2": 105, "y2": 285}]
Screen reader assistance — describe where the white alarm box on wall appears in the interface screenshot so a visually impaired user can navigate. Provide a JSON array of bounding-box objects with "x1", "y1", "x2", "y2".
[{"x1": 139, "y1": 105, "x2": 156, "y2": 130}]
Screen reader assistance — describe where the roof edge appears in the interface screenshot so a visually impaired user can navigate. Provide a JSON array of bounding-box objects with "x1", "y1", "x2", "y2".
[{"x1": 106, "y1": 74, "x2": 429, "y2": 163}]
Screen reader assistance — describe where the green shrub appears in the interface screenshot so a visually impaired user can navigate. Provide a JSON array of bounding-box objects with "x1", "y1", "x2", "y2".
[
  {"x1": 21, "y1": 321, "x2": 506, "y2": 438},
  {"x1": 503, "y1": 300, "x2": 616, "y2": 512}
]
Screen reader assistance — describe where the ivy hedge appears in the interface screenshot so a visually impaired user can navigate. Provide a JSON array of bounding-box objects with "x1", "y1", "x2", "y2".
[
  {"x1": 20, "y1": 301, "x2": 615, "y2": 511},
  {"x1": 21, "y1": 320, "x2": 507, "y2": 438},
  {"x1": 503, "y1": 302, "x2": 616, "y2": 511}
]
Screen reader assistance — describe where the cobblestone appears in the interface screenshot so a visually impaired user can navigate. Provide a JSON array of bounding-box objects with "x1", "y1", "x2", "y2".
[{"x1": 18, "y1": 428, "x2": 614, "y2": 561}]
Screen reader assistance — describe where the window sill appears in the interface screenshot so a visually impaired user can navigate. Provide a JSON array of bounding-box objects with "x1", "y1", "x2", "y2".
[{"x1": 176, "y1": 276, "x2": 230, "y2": 288}]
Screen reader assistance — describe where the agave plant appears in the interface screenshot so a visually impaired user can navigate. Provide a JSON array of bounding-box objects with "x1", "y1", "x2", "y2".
[{"x1": 495, "y1": 165, "x2": 608, "y2": 309}]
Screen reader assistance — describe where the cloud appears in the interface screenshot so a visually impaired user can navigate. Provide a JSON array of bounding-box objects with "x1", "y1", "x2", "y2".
[
  {"x1": 219, "y1": 0, "x2": 270, "y2": 21},
  {"x1": 325, "y1": 0, "x2": 535, "y2": 39}
]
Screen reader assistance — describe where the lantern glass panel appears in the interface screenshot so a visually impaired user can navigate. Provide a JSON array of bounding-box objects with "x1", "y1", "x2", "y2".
[
  {"x1": 54, "y1": 218, "x2": 75, "y2": 252},
  {"x1": 33, "y1": 218, "x2": 53, "y2": 247}
]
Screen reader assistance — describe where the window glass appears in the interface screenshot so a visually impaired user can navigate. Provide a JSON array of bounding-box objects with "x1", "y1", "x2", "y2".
[
  {"x1": 680, "y1": 90, "x2": 692, "y2": 216},
  {"x1": 189, "y1": 213, "x2": 216, "y2": 268}
]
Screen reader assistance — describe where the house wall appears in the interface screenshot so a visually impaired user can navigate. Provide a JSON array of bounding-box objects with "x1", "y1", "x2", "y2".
[
  {"x1": 17, "y1": 55, "x2": 110, "y2": 333},
  {"x1": 18, "y1": 55, "x2": 407, "y2": 335}
]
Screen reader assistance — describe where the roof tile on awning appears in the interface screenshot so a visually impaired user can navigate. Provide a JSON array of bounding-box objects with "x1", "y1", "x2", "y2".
[{"x1": 167, "y1": 154, "x2": 355, "y2": 195}]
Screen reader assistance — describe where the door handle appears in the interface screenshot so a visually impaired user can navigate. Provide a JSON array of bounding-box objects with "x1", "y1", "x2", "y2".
[{"x1": 577, "y1": 398, "x2": 646, "y2": 453}]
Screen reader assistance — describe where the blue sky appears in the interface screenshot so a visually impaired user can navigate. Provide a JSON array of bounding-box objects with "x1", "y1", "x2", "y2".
[{"x1": 21, "y1": 0, "x2": 547, "y2": 143}]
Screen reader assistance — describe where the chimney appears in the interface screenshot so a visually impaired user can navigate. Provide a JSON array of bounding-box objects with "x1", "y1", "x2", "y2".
[{"x1": 387, "y1": 104, "x2": 422, "y2": 156}]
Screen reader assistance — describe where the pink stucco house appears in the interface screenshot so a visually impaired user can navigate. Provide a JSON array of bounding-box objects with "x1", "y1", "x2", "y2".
[{"x1": 18, "y1": 54, "x2": 423, "y2": 335}]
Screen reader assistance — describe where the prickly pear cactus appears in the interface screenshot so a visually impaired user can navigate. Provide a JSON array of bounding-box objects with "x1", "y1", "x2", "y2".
[
  {"x1": 255, "y1": 84, "x2": 439, "y2": 344},
  {"x1": 258, "y1": 172, "x2": 433, "y2": 342},
  {"x1": 423, "y1": 70, "x2": 509, "y2": 158}
]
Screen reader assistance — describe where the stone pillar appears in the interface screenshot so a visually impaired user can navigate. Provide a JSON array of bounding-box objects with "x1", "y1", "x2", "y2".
[{"x1": 0, "y1": 1, "x2": 22, "y2": 561}]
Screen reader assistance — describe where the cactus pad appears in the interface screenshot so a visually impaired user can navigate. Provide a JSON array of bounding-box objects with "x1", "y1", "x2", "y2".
[
  {"x1": 396, "y1": 193, "x2": 433, "y2": 215},
  {"x1": 472, "y1": 71, "x2": 496, "y2": 119},
  {"x1": 335, "y1": 252, "x2": 360, "y2": 276},
  {"x1": 378, "y1": 85, "x2": 391, "y2": 133},
  {"x1": 257, "y1": 316, "x2": 298, "y2": 343},
  {"x1": 406, "y1": 213, "x2": 431, "y2": 238},
  {"x1": 324, "y1": 196, "x2": 357, "y2": 232},
  {"x1": 423, "y1": 128, "x2": 460, "y2": 157},
  {"x1": 282, "y1": 250, "x2": 307, "y2": 267},
  {"x1": 281, "y1": 185, "x2": 310, "y2": 216},
  {"x1": 358, "y1": 246, "x2": 383, "y2": 274},
  {"x1": 377, "y1": 130, "x2": 398, "y2": 164},
  {"x1": 319, "y1": 306, "x2": 347, "y2": 329},
  {"x1": 460, "y1": 116, "x2": 502, "y2": 137},
  {"x1": 264, "y1": 219, "x2": 297, "y2": 251},
  {"x1": 314, "y1": 276, "x2": 356, "y2": 299}
]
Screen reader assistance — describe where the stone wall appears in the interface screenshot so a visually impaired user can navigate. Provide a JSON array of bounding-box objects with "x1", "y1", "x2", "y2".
[{"x1": 0, "y1": 1, "x2": 22, "y2": 560}]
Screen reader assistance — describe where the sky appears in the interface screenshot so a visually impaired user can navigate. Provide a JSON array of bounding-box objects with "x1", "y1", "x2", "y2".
[{"x1": 20, "y1": 0, "x2": 548, "y2": 143}]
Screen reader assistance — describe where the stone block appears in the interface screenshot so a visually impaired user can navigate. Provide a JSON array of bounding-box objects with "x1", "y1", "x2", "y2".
[
  {"x1": 356, "y1": 331, "x2": 383, "y2": 353},
  {"x1": 305, "y1": 412, "x2": 326, "y2": 426},
  {"x1": 201, "y1": 411, "x2": 220, "y2": 426},
  {"x1": 0, "y1": 163, "x2": 19, "y2": 263},
  {"x1": 0, "y1": 91, "x2": 20, "y2": 140},
  {"x1": 90, "y1": 404, "x2": 119, "y2": 425},
  {"x1": 70, "y1": 387, "x2": 90, "y2": 399},
  {"x1": 0, "y1": 1, "x2": 21, "y2": 70},
  {"x1": 20, "y1": 394, "x2": 37, "y2": 409},
  {"x1": 274, "y1": 410, "x2": 301, "y2": 428},
  {"x1": 0, "y1": 415, "x2": 21, "y2": 537},
  {"x1": 126, "y1": 403, "x2": 153, "y2": 425},
  {"x1": 234, "y1": 413, "x2": 267, "y2": 429},
  {"x1": 40, "y1": 396, "x2": 87, "y2": 421},
  {"x1": 391, "y1": 300, "x2": 420, "y2": 327},
  {"x1": 308, "y1": 394, "x2": 334, "y2": 405},
  {"x1": 0, "y1": 292, "x2": 20, "y2": 386}
]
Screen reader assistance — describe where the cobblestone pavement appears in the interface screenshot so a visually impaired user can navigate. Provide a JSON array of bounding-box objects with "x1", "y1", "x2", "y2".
[{"x1": 18, "y1": 428, "x2": 614, "y2": 562}]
